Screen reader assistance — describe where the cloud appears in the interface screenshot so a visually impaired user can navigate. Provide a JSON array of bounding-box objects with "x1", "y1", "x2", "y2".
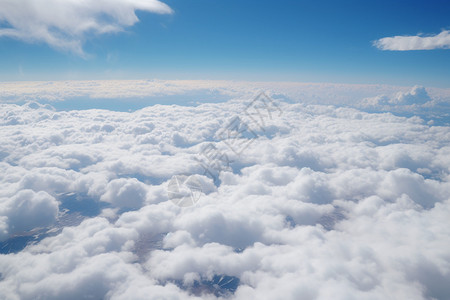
[
  {"x1": 0, "y1": 0, "x2": 173, "y2": 56},
  {"x1": 374, "y1": 30, "x2": 450, "y2": 51},
  {"x1": 361, "y1": 86, "x2": 432, "y2": 108},
  {"x1": 100, "y1": 178, "x2": 149, "y2": 209},
  {"x1": 0, "y1": 91, "x2": 449, "y2": 298},
  {"x1": 0, "y1": 81, "x2": 449, "y2": 120},
  {"x1": 391, "y1": 86, "x2": 431, "y2": 105},
  {"x1": 0, "y1": 189, "x2": 58, "y2": 241}
]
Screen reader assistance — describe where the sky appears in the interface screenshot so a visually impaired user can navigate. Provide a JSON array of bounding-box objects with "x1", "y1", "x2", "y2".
[
  {"x1": 1, "y1": 1, "x2": 450, "y2": 299},
  {"x1": 0, "y1": 0, "x2": 450, "y2": 87}
]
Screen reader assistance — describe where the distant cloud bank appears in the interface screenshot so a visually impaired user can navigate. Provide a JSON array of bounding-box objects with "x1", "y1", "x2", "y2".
[
  {"x1": 374, "y1": 29, "x2": 450, "y2": 51},
  {"x1": 0, "y1": 0, "x2": 172, "y2": 56},
  {"x1": 1, "y1": 80, "x2": 449, "y2": 107}
]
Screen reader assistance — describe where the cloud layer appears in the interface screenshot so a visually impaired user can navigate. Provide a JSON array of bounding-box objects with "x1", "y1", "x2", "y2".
[
  {"x1": 374, "y1": 30, "x2": 450, "y2": 51},
  {"x1": 0, "y1": 80, "x2": 449, "y2": 108},
  {"x1": 0, "y1": 0, "x2": 172, "y2": 56},
  {"x1": 0, "y1": 92, "x2": 449, "y2": 299}
]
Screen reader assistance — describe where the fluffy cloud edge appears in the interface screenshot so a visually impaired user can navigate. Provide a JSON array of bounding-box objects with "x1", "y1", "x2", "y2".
[
  {"x1": 374, "y1": 30, "x2": 450, "y2": 51},
  {"x1": 0, "y1": 0, "x2": 173, "y2": 56}
]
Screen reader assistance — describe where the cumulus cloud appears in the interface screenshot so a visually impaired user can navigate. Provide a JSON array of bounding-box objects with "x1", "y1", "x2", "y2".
[
  {"x1": 0, "y1": 0, "x2": 172, "y2": 56},
  {"x1": 0, "y1": 91, "x2": 449, "y2": 298},
  {"x1": 361, "y1": 85, "x2": 432, "y2": 108},
  {"x1": 374, "y1": 29, "x2": 450, "y2": 51},
  {"x1": 100, "y1": 178, "x2": 149, "y2": 208},
  {"x1": 391, "y1": 85, "x2": 431, "y2": 105},
  {"x1": 0, "y1": 189, "x2": 58, "y2": 241}
]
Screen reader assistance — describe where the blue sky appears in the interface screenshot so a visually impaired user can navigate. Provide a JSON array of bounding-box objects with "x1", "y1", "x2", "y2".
[{"x1": 1, "y1": 0, "x2": 449, "y2": 87}]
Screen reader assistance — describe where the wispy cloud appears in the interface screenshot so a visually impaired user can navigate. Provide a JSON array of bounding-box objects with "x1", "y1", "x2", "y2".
[
  {"x1": 374, "y1": 30, "x2": 450, "y2": 51},
  {"x1": 0, "y1": 0, "x2": 173, "y2": 57}
]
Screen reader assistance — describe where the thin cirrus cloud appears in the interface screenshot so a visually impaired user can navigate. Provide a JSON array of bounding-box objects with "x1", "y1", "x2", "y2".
[
  {"x1": 374, "y1": 29, "x2": 450, "y2": 51},
  {"x1": 0, "y1": 0, "x2": 173, "y2": 57}
]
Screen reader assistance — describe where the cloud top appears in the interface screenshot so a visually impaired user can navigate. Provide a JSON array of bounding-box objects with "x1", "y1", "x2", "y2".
[
  {"x1": 0, "y1": 0, "x2": 172, "y2": 56},
  {"x1": 374, "y1": 30, "x2": 450, "y2": 51},
  {"x1": 0, "y1": 94, "x2": 449, "y2": 298}
]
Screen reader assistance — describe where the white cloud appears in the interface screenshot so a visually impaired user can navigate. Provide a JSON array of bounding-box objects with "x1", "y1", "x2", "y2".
[
  {"x1": 0, "y1": 189, "x2": 58, "y2": 241},
  {"x1": 392, "y1": 85, "x2": 431, "y2": 105},
  {"x1": 361, "y1": 85, "x2": 432, "y2": 108},
  {"x1": 374, "y1": 30, "x2": 450, "y2": 51},
  {"x1": 0, "y1": 0, "x2": 172, "y2": 56},
  {"x1": 0, "y1": 91, "x2": 449, "y2": 298},
  {"x1": 100, "y1": 178, "x2": 149, "y2": 208},
  {"x1": 0, "y1": 81, "x2": 449, "y2": 118}
]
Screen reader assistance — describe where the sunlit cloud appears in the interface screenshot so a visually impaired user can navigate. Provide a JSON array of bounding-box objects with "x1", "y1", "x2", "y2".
[
  {"x1": 374, "y1": 30, "x2": 450, "y2": 51},
  {"x1": 0, "y1": 0, "x2": 173, "y2": 57}
]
